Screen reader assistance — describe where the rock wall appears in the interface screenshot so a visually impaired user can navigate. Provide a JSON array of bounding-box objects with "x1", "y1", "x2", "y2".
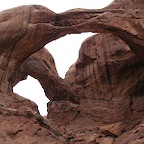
[
  {"x1": 63, "y1": 33, "x2": 144, "y2": 143},
  {"x1": 0, "y1": 0, "x2": 144, "y2": 143},
  {"x1": 47, "y1": 33, "x2": 144, "y2": 143}
]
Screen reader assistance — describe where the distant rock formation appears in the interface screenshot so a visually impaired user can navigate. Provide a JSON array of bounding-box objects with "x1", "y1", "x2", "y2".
[{"x1": 0, "y1": 0, "x2": 144, "y2": 143}]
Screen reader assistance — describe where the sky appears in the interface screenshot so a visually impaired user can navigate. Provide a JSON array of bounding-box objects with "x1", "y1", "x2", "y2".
[{"x1": 1, "y1": 0, "x2": 113, "y2": 115}]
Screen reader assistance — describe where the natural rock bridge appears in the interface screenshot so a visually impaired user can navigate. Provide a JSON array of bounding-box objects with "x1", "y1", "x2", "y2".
[{"x1": 1, "y1": 0, "x2": 144, "y2": 143}]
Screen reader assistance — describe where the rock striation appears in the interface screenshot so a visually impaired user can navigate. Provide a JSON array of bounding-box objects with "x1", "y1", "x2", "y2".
[
  {"x1": 64, "y1": 33, "x2": 144, "y2": 143},
  {"x1": 0, "y1": 0, "x2": 144, "y2": 143}
]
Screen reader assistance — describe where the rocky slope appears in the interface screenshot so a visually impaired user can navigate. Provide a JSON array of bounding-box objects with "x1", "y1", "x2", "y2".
[{"x1": 0, "y1": 0, "x2": 144, "y2": 143}]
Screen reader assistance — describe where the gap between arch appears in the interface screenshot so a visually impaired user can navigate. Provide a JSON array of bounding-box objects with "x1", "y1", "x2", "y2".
[{"x1": 13, "y1": 75, "x2": 49, "y2": 116}]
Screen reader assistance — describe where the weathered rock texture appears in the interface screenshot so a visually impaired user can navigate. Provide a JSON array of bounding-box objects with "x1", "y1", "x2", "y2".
[
  {"x1": 12, "y1": 48, "x2": 78, "y2": 103},
  {"x1": 64, "y1": 33, "x2": 144, "y2": 143},
  {"x1": 1, "y1": 0, "x2": 144, "y2": 143}
]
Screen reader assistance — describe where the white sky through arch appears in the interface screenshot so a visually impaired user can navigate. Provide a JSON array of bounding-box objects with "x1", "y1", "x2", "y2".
[{"x1": 1, "y1": 0, "x2": 114, "y2": 115}]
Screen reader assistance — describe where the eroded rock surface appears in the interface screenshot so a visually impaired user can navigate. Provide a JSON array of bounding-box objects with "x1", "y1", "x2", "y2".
[
  {"x1": 46, "y1": 33, "x2": 143, "y2": 143},
  {"x1": 12, "y1": 48, "x2": 78, "y2": 103},
  {"x1": 1, "y1": 0, "x2": 144, "y2": 143}
]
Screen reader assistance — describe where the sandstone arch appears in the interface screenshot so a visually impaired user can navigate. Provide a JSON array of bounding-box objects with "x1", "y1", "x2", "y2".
[
  {"x1": 1, "y1": 0, "x2": 144, "y2": 101},
  {"x1": 1, "y1": 1, "x2": 144, "y2": 143}
]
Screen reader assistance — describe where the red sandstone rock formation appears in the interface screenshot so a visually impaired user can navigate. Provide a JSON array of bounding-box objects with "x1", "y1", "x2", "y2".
[
  {"x1": 11, "y1": 48, "x2": 79, "y2": 103},
  {"x1": 0, "y1": 0, "x2": 144, "y2": 143},
  {"x1": 64, "y1": 33, "x2": 144, "y2": 143}
]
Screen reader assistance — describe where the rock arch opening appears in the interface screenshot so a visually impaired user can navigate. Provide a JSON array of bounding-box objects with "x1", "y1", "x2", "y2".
[
  {"x1": 13, "y1": 75, "x2": 49, "y2": 116},
  {"x1": 47, "y1": 32, "x2": 94, "y2": 78}
]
